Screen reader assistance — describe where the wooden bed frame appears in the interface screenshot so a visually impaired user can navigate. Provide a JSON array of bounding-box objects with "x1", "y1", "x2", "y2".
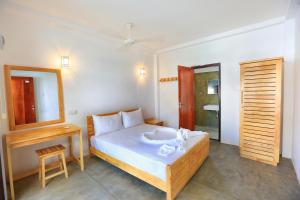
[{"x1": 87, "y1": 109, "x2": 209, "y2": 200}]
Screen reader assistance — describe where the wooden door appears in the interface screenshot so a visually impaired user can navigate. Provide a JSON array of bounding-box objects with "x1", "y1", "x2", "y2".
[
  {"x1": 11, "y1": 76, "x2": 37, "y2": 125},
  {"x1": 178, "y1": 66, "x2": 195, "y2": 130},
  {"x1": 240, "y1": 57, "x2": 283, "y2": 166}
]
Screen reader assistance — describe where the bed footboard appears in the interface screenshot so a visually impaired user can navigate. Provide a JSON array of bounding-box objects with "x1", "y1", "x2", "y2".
[{"x1": 166, "y1": 135, "x2": 209, "y2": 200}]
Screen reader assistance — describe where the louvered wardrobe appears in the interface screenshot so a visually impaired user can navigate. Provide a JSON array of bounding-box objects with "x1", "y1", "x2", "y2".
[{"x1": 240, "y1": 57, "x2": 283, "y2": 166}]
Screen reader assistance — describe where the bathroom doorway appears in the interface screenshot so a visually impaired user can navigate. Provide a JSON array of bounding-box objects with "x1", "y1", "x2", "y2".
[{"x1": 192, "y1": 63, "x2": 221, "y2": 140}]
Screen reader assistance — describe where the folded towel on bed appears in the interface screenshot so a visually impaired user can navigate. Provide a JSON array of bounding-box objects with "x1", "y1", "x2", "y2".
[
  {"x1": 158, "y1": 129, "x2": 206, "y2": 157},
  {"x1": 178, "y1": 128, "x2": 206, "y2": 139},
  {"x1": 158, "y1": 144, "x2": 176, "y2": 157},
  {"x1": 177, "y1": 128, "x2": 190, "y2": 141}
]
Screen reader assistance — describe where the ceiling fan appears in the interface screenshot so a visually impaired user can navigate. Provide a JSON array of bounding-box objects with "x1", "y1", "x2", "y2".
[
  {"x1": 119, "y1": 23, "x2": 158, "y2": 51},
  {"x1": 49, "y1": 20, "x2": 158, "y2": 50},
  {"x1": 123, "y1": 23, "x2": 137, "y2": 46}
]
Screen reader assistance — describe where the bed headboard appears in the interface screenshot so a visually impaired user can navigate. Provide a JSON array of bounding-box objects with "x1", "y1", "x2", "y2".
[{"x1": 86, "y1": 108, "x2": 139, "y2": 150}]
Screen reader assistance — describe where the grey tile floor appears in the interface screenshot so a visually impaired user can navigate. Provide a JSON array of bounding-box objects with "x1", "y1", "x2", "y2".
[{"x1": 13, "y1": 141, "x2": 300, "y2": 200}]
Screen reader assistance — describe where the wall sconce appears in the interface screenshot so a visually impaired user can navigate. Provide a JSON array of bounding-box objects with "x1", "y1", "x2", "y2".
[
  {"x1": 61, "y1": 56, "x2": 70, "y2": 68},
  {"x1": 139, "y1": 67, "x2": 146, "y2": 78}
]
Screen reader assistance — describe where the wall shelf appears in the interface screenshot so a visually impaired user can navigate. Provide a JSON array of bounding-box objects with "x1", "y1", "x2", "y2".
[{"x1": 159, "y1": 77, "x2": 178, "y2": 82}]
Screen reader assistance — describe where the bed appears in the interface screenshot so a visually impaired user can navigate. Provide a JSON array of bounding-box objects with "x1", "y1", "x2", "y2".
[{"x1": 87, "y1": 109, "x2": 209, "y2": 200}]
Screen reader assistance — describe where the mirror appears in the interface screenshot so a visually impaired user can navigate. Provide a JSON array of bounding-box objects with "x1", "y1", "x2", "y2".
[
  {"x1": 207, "y1": 79, "x2": 219, "y2": 95},
  {"x1": 4, "y1": 65, "x2": 65, "y2": 130}
]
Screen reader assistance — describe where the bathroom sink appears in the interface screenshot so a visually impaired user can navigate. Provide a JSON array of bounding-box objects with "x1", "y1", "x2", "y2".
[
  {"x1": 142, "y1": 127, "x2": 177, "y2": 145},
  {"x1": 203, "y1": 104, "x2": 219, "y2": 111}
]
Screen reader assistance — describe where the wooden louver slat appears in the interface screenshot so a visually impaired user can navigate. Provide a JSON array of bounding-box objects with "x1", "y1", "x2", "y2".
[{"x1": 240, "y1": 57, "x2": 283, "y2": 166}]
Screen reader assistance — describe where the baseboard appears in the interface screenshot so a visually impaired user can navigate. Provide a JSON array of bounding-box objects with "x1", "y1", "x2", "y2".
[
  {"x1": 296, "y1": 168, "x2": 300, "y2": 184},
  {"x1": 291, "y1": 159, "x2": 300, "y2": 184}
]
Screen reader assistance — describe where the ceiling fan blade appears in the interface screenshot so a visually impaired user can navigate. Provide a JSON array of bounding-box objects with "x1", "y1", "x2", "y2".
[
  {"x1": 125, "y1": 23, "x2": 134, "y2": 40},
  {"x1": 136, "y1": 35, "x2": 166, "y2": 43},
  {"x1": 117, "y1": 42, "x2": 131, "y2": 50},
  {"x1": 49, "y1": 21, "x2": 126, "y2": 42}
]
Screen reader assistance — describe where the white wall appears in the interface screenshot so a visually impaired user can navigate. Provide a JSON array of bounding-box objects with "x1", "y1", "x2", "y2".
[
  {"x1": 292, "y1": 3, "x2": 300, "y2": 183},
  {"x1": 0, "y1": 43, "x2": 7, "y2": 200},
  {"x1": 0, "y1": 2, "x2": 154, "y2": 176},
  {"x1": 156, "y1": 19, "x2": 295, "y2": 158}
]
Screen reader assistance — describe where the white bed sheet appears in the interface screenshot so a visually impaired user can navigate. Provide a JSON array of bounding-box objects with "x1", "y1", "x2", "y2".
[{"x1": 91, "y1": 124, "x2": 207, "y2": 181}]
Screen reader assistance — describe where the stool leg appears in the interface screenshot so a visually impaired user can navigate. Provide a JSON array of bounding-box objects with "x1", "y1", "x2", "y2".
[
  {"x1": 61, "y1": 152, "x2": 68, "y2": 178},
  {"x1": 58, "y1": 155, "x2": 63, "y2": 171},
  {"x1": 38, "y1": 158, "x2": 41, "y2": 181},
  {"x1": 41, "y1": 157, "x2": 46, "y2": 188}
]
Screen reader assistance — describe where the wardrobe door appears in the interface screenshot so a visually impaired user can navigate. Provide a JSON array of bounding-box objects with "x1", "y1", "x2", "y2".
[{"x1": 240, "y1": 57, "x2": 283, "y2": 166}]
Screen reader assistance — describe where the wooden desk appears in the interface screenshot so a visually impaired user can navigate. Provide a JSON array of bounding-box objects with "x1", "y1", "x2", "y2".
[{"x1": 5, "y1": 124, "x2": 84, "y2": 200}]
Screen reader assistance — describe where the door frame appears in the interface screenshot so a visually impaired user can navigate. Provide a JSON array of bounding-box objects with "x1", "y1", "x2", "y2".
[{"x1": 192, "y1": 63, "x2": 221, "y2": 141}]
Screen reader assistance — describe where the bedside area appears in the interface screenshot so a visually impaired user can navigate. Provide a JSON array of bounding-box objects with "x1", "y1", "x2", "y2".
[{"x1": 144, "y1": 118, "x2": 164, "y2": 126}]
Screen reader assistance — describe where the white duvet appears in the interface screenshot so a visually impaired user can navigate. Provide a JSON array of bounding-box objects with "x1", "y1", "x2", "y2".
[{"x1": 91, "y1": 124, "x2": 207, "y2": 181}]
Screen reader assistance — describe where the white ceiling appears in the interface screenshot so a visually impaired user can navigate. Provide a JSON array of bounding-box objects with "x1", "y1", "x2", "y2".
[{"x1": 6, "y1": 0, "x2": 289, "y2": 50}]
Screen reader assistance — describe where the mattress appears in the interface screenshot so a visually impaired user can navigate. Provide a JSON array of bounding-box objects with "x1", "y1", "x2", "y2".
[{"x1": 91, "y1": 124, "x2": 207, "y2": 181}]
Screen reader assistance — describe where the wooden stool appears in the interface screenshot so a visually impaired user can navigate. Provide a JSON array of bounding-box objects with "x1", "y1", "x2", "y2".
[{"x1": 36, "y1": 144, "x2": 68, "y2": 188}]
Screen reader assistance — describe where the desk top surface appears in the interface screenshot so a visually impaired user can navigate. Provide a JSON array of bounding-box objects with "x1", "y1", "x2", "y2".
[{"x1": 6, "y1": 124, "x2": 81, "y2": 147}]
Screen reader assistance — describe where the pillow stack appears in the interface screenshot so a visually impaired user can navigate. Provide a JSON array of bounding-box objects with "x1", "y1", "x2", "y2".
[
  {"x1": 121, "y1": 108, "x2": 144, "y2": 128},
  {"x1": 92, "y1": 108, "x2": 144, "y2": 136},
  {"x1": 92, "y1": 113, "x2": 123, "y2": 136}
]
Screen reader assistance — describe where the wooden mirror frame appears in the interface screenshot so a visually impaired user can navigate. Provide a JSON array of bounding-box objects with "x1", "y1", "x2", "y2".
[{"x1": 4, "y1": 65, "x2": 65, "y2": 131}]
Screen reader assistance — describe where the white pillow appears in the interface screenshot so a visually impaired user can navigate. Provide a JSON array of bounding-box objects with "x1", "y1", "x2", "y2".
[
  {"x1": 122, "y1": 109, "x2": 144, "y2": 128},
  {"x1": 92, "y1": 113, "x2": 123, "y2": 136}
]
